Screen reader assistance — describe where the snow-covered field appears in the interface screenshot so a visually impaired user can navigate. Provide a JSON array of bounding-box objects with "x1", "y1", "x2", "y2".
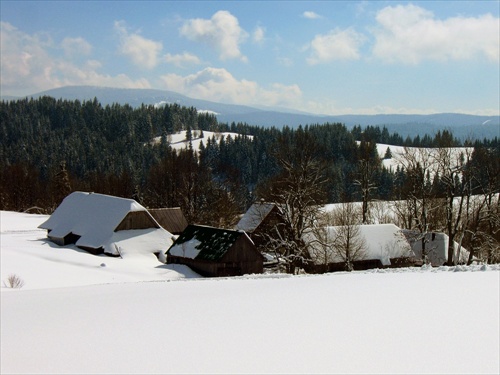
[{"x1": 1, "y1": 211, "x2": 499, "y2": 374}]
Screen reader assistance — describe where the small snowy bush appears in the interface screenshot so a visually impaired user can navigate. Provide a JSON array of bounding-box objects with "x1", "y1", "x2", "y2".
[{"x1": 3, "y1": 274, "x2": 25, "y2": 289}]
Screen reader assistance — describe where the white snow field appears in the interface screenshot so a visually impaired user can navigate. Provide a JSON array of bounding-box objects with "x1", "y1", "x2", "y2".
[{"x1": 1, "y1": 211, "x2": 499, "y2": 374}]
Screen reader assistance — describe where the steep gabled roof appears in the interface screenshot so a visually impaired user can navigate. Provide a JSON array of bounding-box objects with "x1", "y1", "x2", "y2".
[
  {"x1": 167, "y1": 225, "x2": 252, "y2": 260},
  {"x1": 236, "y1": 201, "x2": 277, "y2": 233}
]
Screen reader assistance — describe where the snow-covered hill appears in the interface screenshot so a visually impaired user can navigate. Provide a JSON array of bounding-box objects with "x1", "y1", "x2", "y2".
[{"x1": 1, "y1": 211, "x2": 499, "y2": 374}]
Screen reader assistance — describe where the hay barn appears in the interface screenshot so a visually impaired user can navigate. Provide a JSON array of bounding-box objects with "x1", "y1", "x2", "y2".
[
  {"x1": 166, "y1": 224, "x2": 264, "y2": 277},
  {"x1": 39, "y1": 191, "x2": 173, "y2": 256}
]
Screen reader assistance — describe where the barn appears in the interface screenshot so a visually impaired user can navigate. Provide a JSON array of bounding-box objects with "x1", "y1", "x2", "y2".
[
  {"x1": 38, "y1": 191, "x2": 174, "y2": 257},
  {"x1": 166, "y1": 224, "x2": 264, "y2": 277},
  {"x1": 304, "y1": 223, "x2": 417, "y2": 273}
]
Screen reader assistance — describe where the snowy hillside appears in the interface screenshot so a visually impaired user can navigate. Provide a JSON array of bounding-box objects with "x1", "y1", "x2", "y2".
[
  {"x1": 357, "y1": 142, "x2": 474, "y2": 172},
  {"x1": 152, "y1": 130, "x2": 253, "y2": 152},
  {"x1": 1, "y1": 211, "x2": 499, "y2": 374}
]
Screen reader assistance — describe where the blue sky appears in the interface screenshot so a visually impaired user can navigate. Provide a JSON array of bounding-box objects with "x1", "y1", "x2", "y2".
[{"x1": 1, "y1": 1, "x2": 499, "y2": 115}]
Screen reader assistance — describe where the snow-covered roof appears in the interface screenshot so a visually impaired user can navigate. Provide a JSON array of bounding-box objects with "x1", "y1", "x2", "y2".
[
  {"x1": 105, "y1": 228, "x2": 173, "y2": 258},
  {"x1": 235, "y1": 202, "x2": 277, "y2": 232},
  {"x1": 39, "y1": 191, "x2": 172, "y2": 254},
  {"x1": 306, "y1": 223, "x2": 414, "y2": 266},
  {"x1": 167, "y1": 224, "x2": 254, "y2": 260}
]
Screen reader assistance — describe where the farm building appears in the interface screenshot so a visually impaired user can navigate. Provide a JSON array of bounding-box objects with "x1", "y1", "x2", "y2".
[
  {"x1": 402, "y1": 230, "x2": 469, "y2": 266},
  {"x1": 148, "y1": 207, "x2": 188, "y2": 235},
  {"x1": 235, "y1": 200, "x2": 282, "y2": 248},
  {"x1": 38, "y1": 191, "x2": 174, "y2": 257},
  {"x1": 304, "y1": 223, "x2": 417, "y2": 273},
  {"x1": 166, "y1": 224, "x2": 264, "y2": 277}
]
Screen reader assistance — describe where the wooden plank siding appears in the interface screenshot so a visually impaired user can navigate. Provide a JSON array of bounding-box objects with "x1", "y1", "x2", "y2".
[
  {"x1": 148, "y1": 208, "x2": 188, "y2": 234},
  {"x1": 114, "y1": 211, "x2": 160, "y2": 231}
]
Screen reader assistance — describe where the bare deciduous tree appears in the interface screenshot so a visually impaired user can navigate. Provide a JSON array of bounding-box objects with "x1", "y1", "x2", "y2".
[
  {"x1": 258, "y1": 129, "x2": 328, "y2": 274},
  {"x1": 433, "y1": 146, "x2": 473, "y2": 265},
  {"x1": 308, "y1": 202, "x2": 366, "y2": 272},
  {"x1": 395, "y1": 147, "x2": 441, "y2": 264}
]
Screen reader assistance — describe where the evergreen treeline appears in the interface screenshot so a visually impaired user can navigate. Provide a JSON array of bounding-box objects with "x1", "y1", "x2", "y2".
[{"x1": 1, "y1": 96, "x2": 498, "y2": 228}]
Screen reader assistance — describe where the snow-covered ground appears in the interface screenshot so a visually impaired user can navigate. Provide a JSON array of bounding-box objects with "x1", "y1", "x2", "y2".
[{"x1": 1, "y1": 211, "x2": 499, "y2": 374}]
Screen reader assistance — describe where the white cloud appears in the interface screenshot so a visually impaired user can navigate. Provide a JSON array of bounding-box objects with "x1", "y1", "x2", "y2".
[
  {"x1": 160, "y1": 67, "x2": 302, "y2": 108},
  {"x1": 372, "y1": 4, "x2": 500, "y2": 64},
  {"x1": 303, "y1": 11, "x2": 322, "y2": 19},
  {"x1": 61, "y1": 37, "x2": 92, "y2": 57},
  {"x1": 0, "y1": 22, "x2": 151, "y2": 96},
  {"x1": 114, "y1": 21, "x2": 163, "y2": 69},
  {"x1": 276, "y1": 56, "x2": 293, "y2": 67},
  {"x1": 179, "y1": 11, "x2": 248, "y2": 62},
  {"x1": 253, "y1": 26, "x2": 265, "y2": 44},
  {"x1": 164, "y1": 52, "x2": 201, "y2": 68},
  {"x1": 306, "y1": 27, "x2": 366, "y2": 64}
]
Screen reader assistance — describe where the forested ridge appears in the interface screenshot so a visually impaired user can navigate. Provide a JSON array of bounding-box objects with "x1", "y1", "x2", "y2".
[{"x1": 1, "y1": 96, "x2": 499, "y2": 228}]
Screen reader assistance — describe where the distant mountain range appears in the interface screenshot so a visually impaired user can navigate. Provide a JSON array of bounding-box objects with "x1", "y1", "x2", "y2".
[{"x1": 3, "y1": 85, "x2": 499, "y2": 140}]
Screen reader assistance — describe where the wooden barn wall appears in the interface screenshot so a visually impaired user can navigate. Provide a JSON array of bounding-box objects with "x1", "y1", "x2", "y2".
[
  {"x1": 115, "y1": 211, "x2": 159, "y2": 231},
  {"x1": 250, "y1": 208, "x2": 283, "y2": 249},
  {"x1": 220, "y1": 237, "x2": 264, "y2": 275}
]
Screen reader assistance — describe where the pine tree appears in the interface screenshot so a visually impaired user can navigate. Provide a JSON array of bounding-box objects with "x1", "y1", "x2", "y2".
[{"x1": 384, "y1": 146, "x2": 393, "y2": 159}]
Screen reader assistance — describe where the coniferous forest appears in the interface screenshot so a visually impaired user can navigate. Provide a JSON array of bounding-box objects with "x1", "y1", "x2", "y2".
[{"x1": 1, "y1": 96, "x2": 499, "y2": 232}]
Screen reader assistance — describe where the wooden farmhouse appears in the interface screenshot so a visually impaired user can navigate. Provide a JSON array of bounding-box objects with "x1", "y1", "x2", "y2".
[
  {"x1": 235, "y1": 200, "x2": 282, "y2": 249},
  {"x1": 304, "y1": 224, "x2": 417, "y2": 273},
  {"x1": 148, "y1": 207, "x2": 188, "y2": 235},
  {"x1": 166, "y1": 224, "x2": 264, "y2": 277},
  {"x1": 38, "y1": 191, "x2": 173, "y2": 257}
]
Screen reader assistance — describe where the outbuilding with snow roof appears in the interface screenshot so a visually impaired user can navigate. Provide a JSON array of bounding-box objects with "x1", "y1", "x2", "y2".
[
  {"x1": 39, "y1": 191, "x2": 174, "y2": 257},
  {"x1": 304, "y1": 223, "x2": 417, "y2": 273},
  {"x1": 166, "y1": 224, "x2": 264, "y2": 277}
]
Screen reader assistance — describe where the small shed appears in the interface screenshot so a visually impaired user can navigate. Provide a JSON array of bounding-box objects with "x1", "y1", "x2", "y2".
[
  {"x1": 38, "y1": 191, "x2": 173, "y2": 257},
  {"x1": 148, "y1": 207, "x2": 188, "y2": 235},
  {"x1": 402, "y1": 230, "x2": 469, "y2": 266},
  {"x1": 166, "y1": 224, "x2": 264, "y2": 277}
]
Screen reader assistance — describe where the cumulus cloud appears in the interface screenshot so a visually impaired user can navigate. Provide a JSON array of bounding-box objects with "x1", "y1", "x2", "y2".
[
  {"x1": 164, "y1": 52, "x2": 201, "y2": 68},
  {"x1": 0, "y1": 21, "x2": 150, "y2": 96},
  {"x1": 372, "y1": 4, "x2": 500, "y2": 64},
  {"x1": 179, "y1": 11, "x2": 248, "y2": 62},
  {"x1": 253, "y1": 26, "x2": 265, "y2": 44},
  {"x1": 160, "y1": 67, "x2": 302, "y2": 107},
  {"x1": 114, "y1": 20, "x2": 163, "y2": 69},
  {"x1": 303, "y1": 11, "x2": 322, "y2": 19},
  {"x1": 61, "y1": 37, "x2": 92, "y2": 57},
  {"x1": 306, "y1": 27, "x2": 366, "y2": 64}
]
